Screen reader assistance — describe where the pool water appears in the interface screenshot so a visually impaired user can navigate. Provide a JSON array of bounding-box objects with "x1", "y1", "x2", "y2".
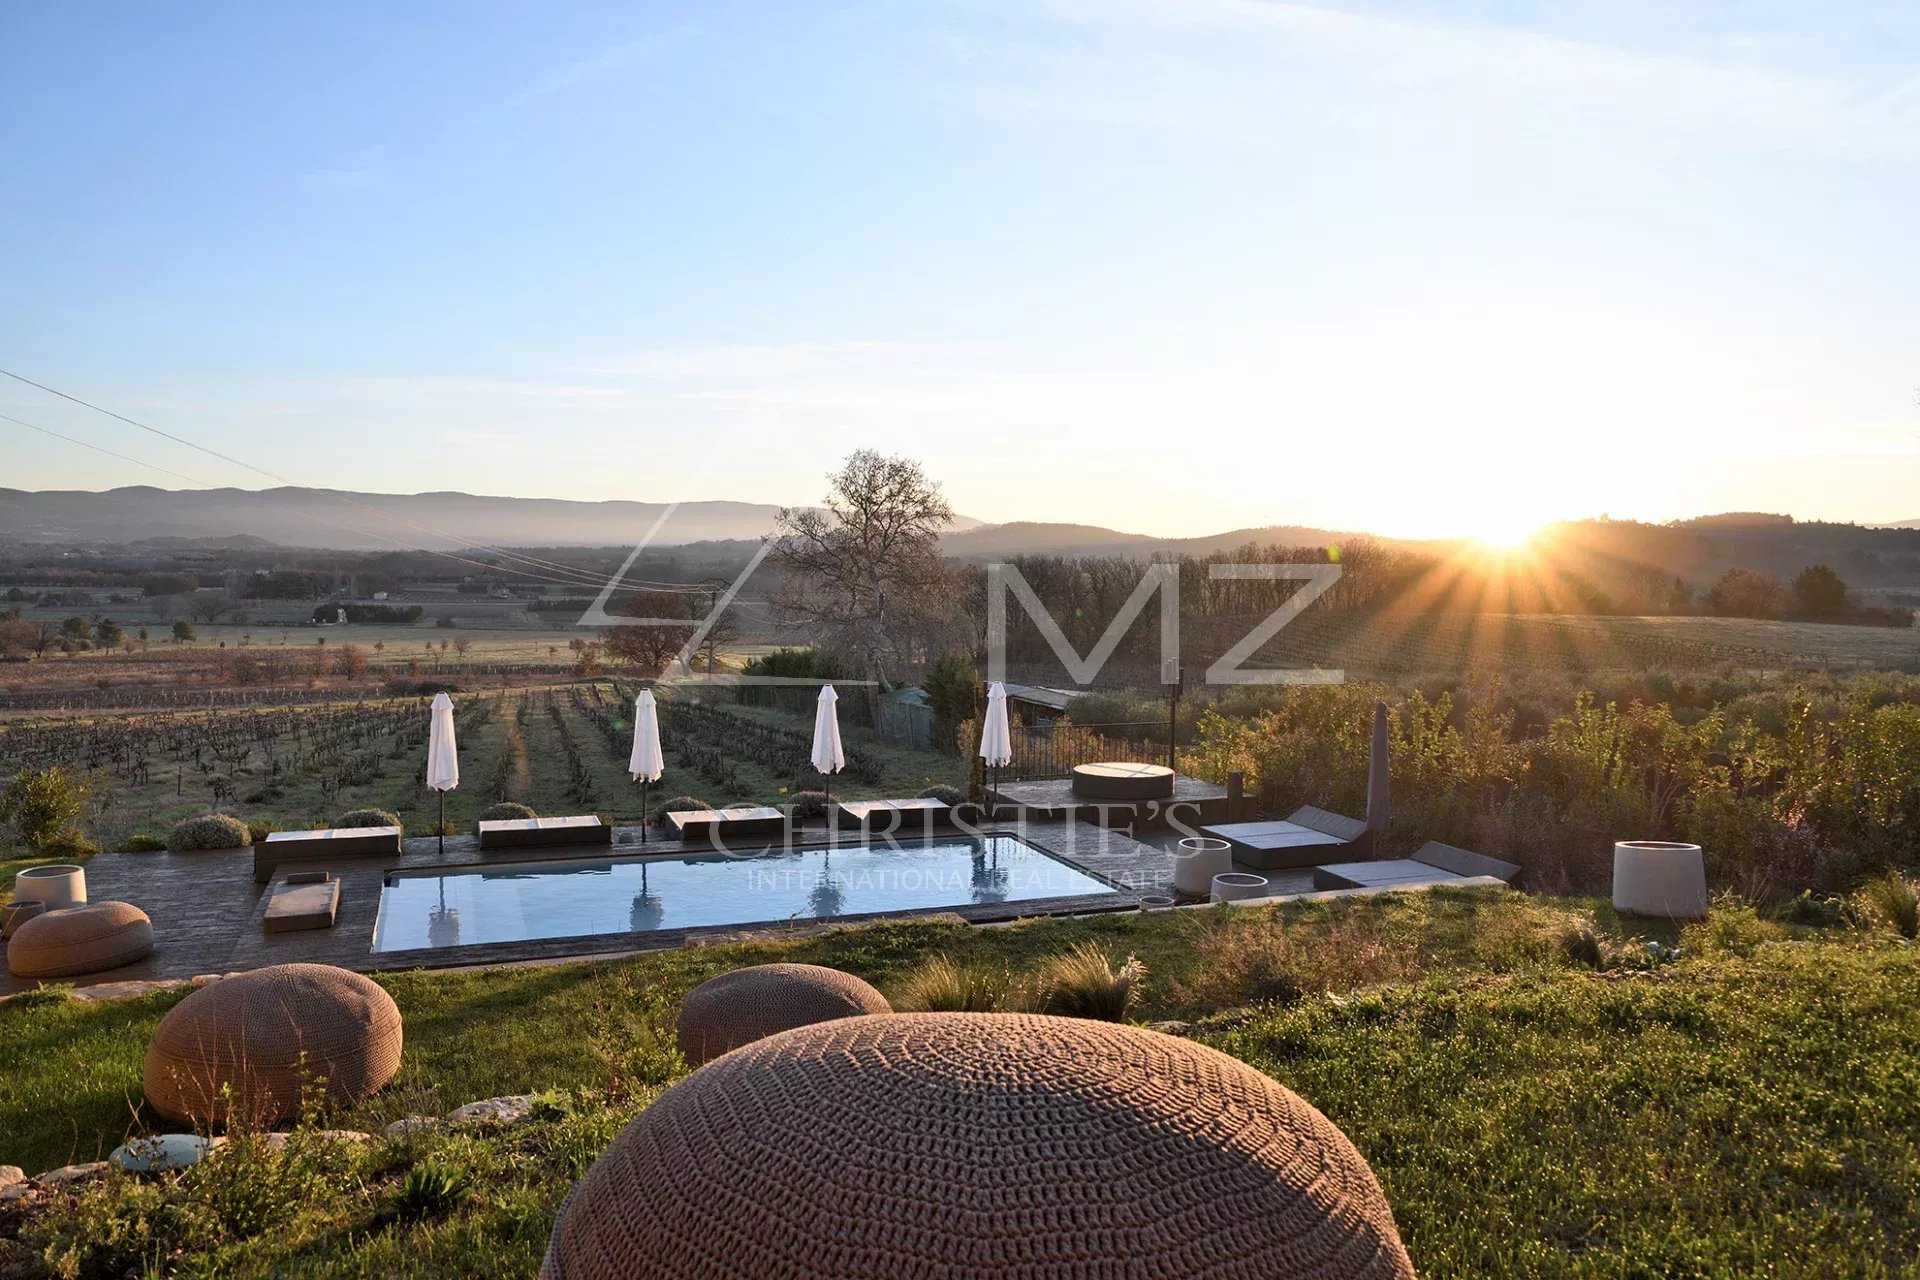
[{"x1": 370, "y1": 834, "x2": 1116, "y2": 953}]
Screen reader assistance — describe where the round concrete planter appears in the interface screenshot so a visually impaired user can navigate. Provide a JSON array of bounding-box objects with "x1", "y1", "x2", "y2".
[
  {"x1": 1211, "y1": 872, "x2": 1270, "y2": 904},
  {"x1": 1612, "y1": 841, "x2": 1707, "y2": 919},
  {"x1": 1173, "y1": 837, "x2": 1234, "y2": 897},
  {"x1": 1136, "y1": 894, "x2": 1177, "y2": 912},
  {"x1": 13, "y1": 865, "x2": 86, "y2": 909}
]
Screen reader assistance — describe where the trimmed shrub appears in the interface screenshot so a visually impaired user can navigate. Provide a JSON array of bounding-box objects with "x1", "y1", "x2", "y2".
[
  {"x1": 655, "y1": 795, "x2": 709, "y2": 826},
  {"x1": 788, "y1": 790, "x2": 828, "y2": 821},
  {"x1": 335, "y1": 808, "x2": 402, "y2": 833},
  {"x1": 917, "y1": 784, "x2": 966, "y2": 806},
  {"x1": 117, "y1": 833, "x2": 168, "y2": 853},
  {"x1": 37, "y1": 831, "x2": 101, "y2": 859},
  {"x1": 478, "y1": 802, "x2": 538, "y2": 822},
  {"x1": 1032, "y1": 942, "x2": 1145, "y2": 1022},
  {"x1": 167, "y1": 813, "x2": 252, "y2": 851}
]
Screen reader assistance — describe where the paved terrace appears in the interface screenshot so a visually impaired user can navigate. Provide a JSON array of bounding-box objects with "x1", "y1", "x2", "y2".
[{"x1": 1, "y1": 815, "x2": 1311, "y2": 996}]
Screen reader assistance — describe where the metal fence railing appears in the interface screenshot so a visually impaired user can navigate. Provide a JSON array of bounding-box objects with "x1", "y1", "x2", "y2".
[{"x1": 1003, "y1": 721, "x2": 1167, "y2": 781}]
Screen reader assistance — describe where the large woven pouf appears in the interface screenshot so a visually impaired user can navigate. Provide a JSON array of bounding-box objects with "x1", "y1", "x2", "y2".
[
  {"x1": 546, "y1": 1013, "x2": 1415, "y2": 1280},
  {"x1": 675, "y1": 963, "x2": 891, "y2": 1067},
  {"x1": 143, "y1": 963, "x2": 403, "y2": 1128},
  {"x1": 6, "y1": 901, "x2": 152, "y2": 978}
]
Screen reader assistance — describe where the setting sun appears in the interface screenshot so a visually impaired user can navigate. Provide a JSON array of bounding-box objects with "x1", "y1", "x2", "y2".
[{"x1": 1472, "y1": 515, "x2": 1547, "y2": 551}]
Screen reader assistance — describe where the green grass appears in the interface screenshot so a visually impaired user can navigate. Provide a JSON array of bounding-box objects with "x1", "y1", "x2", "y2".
[{"x1": 2, "y1": 892, "x2": 1916, "y2": 1277}]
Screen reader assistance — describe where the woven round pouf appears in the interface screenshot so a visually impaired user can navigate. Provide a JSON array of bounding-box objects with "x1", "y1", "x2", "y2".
[
  {"x1": 675, "y1": 963, "x2": 891, "y2": 1068},
  {"x1": 6, "y1": 901, "x2": 152, "y2": 978},
  {"x1": 143, "y1": 963, "x2": 403, "y2": 1128},
  {"x1": 546, "y1": 1013, "x2": 1415, "y2": 1280}
]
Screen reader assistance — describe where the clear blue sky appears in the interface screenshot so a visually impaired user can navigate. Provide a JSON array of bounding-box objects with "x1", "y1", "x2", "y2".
[{"x1": 3, "y1": 1, "x2": 1917, "y2": 539}]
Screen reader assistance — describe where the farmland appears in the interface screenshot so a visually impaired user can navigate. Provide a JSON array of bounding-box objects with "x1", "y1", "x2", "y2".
[{"x1": 0, "y1": 683, "x2": 963, "y2": 850}]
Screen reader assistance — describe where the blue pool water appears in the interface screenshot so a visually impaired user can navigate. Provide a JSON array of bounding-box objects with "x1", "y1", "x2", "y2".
[{"x1": 370, "y1": 834, "x2": 1116, "y2": 953}]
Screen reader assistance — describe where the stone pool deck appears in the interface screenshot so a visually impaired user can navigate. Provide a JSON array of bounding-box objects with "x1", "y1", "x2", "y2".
[{"x1": 3, "y1": 814, "x2": 1281, "y2": 995}]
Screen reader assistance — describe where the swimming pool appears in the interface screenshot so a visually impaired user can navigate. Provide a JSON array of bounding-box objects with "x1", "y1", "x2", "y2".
[{"x1": 369, "y1": 834, "x2": 1117, "y2": 953}]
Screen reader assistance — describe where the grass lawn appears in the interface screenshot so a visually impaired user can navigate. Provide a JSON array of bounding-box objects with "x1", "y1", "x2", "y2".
[{"x1": 1, "y1": 891, "x2": 1916, "y2": 1277}]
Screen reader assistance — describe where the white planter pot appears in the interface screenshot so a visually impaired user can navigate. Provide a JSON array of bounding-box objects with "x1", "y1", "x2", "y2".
[
  {"x1": 1211, "y1": 872, "x2": 1270, "y2": 904},
  {"x1": 1173, "y1": 837, "x2": 1235, "y2": 897},
  {"x1": 1136, "y1": 894, "x2": 1177, "y2": 912},
  {"x1": 13, "y1": 864, "x2": 87, "y2": 909},
  {"x1": 1612, "y1": 841, "x2": 1707, "y2": 919}
]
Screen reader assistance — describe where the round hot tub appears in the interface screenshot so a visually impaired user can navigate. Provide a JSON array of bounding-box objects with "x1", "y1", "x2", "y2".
[{"x1": 1070, "y1": 762, "x2": 1175, "y2": 801}]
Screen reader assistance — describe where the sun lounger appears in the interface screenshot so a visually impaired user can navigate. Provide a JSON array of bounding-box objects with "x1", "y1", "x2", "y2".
[
  {"x1": 667, "y1": 806, "x2": 786, "y2": 845},
  {"x1": 478, "y1": 815, "x2": 612, "y2": 850},
  {"x1": 834, "y1": 797, "x2": 953, "y2": 835},
  {"x1": 1198, "y1": 817, "x2": 1348, "y2": 870},
  {"x1": 254, "y1": 826, "x2": 401, "y2": 884},
  {"x1": 1283, "y1": 806, "x2": 1370, "y2": 844},
  {"x1": 1410, "y1": 840, "x2": 1520, "y2": 883},
  {"x1": 1312, "y1": 841, "x2": 1521, "y2": 892},
  {"x1": 263, "y1": 871, "x2": 341, "y2": 933}
]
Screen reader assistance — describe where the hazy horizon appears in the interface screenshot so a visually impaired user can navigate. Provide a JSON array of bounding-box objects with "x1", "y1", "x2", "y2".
[
  {"x1": 5, "y1": 479, "x2": 1916, "y2": 549},
  {"x1": 4, "y1": 2, "x2": 1916, "y2": 542}
]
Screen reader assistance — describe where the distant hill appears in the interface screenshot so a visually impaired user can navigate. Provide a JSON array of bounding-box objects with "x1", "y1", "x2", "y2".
[
  {"x1": 942, "y1": 521, "x2": 1351, "y2": 559},
  {"x1": 0, "y1": 486, "x2": 982, "y2": 551}
]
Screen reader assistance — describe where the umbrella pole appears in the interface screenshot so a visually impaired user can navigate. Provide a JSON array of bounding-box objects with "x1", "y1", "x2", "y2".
[
  {"x1": 641, "y1": 779, "x2": 649, "y2": 845},
  {"x1": 438, "y1": 789, "x2": 445, "y2": 857}
]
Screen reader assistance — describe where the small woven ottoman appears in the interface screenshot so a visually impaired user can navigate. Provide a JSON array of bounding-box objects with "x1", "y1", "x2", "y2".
[
  {"x1": 675, "y1": 963, "x2": 890, "y2": 1067},
  {"x1": 143, "y1": 963, "x2": 404, "y2": 1128},
  {"x1": 546, "y1": 1013, "x2": 1415, "y2": 1280},
  {"x1": 6, "y1": 901, "x2": 152, "y2": 978}
]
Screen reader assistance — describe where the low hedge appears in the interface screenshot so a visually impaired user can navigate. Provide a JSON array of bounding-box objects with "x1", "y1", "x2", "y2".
[
  {"x1": 335, "y1": 808, "x2": 403, "y2": 833},
  {"x1": 167, "y1": 813, "x2": 251, "y2": 851}
]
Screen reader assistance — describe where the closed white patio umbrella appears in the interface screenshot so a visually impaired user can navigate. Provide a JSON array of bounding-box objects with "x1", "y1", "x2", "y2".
[
  {"x1": 980, "y1": 681, "x2": 1012, "y2": 820},
  {"x1": 426, "y1": 692, "x2": 459, "y2": 854},
  {"x1": 630, "y1": 688, "x2": 664, "y2": 843},
  {"x1": 811, "y1": 684, "x2": 845, "y2": 819}
]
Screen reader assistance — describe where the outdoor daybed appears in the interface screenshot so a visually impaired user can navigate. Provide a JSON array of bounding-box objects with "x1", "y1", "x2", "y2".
[
  {"x1": 834, "y1": 797, "x2": 953, "y2": 835},
  {"x1": 478, "y1": 815, "x2": 612, "y2": 850},
  {"x1": 254, "y1": 826, "x2": 402, "y2": 884},
  {"x1": 666, "y1": 806, "x2": 786, "y2": 845}
]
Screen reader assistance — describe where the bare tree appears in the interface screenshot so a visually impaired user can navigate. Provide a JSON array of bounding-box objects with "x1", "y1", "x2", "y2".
[
  {"x1": 693, "y1": 578, "x2": 742, "y2": 675},
  {"x1": 187, "y1": 590, "x2": 236, "y2": 624},
  {"x1": 770, "y1": 450, "x2": 965, "y2": 724},
  {"x1": 606, "y1": 590, "x2": 696, "y2": 676},
  {"x1": 338, "y1": 643, "x2": 370, "y2": 677}
]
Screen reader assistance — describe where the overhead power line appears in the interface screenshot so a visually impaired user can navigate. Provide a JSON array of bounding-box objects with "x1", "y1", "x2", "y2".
[{"x1": 0, "y1": 367, "x2": 729, "y2": 595}]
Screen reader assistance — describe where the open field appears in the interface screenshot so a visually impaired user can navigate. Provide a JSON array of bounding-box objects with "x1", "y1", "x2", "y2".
[
  {"x1": 1, "y1": 891, "x2": 1915, "y2": 1277},
  {"x1": 10, "y1": 612, "x2": 1920, "y2": 719}
]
